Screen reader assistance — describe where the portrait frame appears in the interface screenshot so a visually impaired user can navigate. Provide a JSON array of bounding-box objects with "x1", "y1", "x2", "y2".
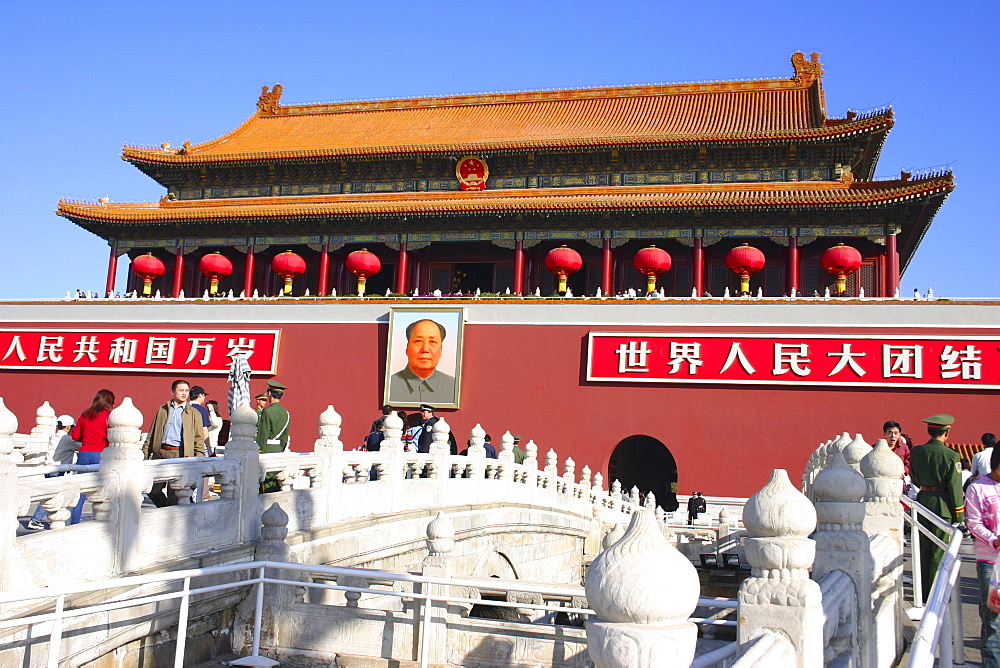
[{"x1": 384, "y1": 306, "x2": 465, "y2": 409}]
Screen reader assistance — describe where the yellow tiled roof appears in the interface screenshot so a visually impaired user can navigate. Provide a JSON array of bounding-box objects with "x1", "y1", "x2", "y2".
[{"x1": 120, "y1": 53, "x2": 891, "y2": 165}]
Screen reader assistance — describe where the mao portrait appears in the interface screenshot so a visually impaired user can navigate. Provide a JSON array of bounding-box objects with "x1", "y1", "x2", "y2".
[{"x1": 384, "y1": 307, "x2": 465, "y2": 409}]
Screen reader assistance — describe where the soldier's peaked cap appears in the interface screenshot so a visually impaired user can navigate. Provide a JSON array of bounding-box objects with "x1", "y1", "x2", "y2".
[
  {"x1": 922, "y1": 414, "x2": 955, "y2": 428},
  {"x1": 267, "y1": 380, "x2": 287, "y2": 390},
  {"x1": 254, "y1": 391, "x2": 268, "y2": 400}
]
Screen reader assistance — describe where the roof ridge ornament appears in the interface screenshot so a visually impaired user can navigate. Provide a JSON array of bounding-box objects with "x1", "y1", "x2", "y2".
[
  {"x1": 257, "y1": 84, "x2": 284, "y2": 116},
  {"x1": 791, "y1": 52, "x2": 823, "y2": 87}
]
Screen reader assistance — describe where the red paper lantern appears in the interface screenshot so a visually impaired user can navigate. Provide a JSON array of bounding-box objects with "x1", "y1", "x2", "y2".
[
  {"x1": 131, "y1": 253, "x2": 165, "y2": 296},
  {"x1": 271, "y1": 250, "x2": 306, "y2": 295},
  {"x1": 345, "y1": 248, "x2": 382, "y2": 295},
  {"x1": 544, "y1": 246, "x2": 583, "y2": 293},
  {"x1": 725, "y1": 244, "x2": 766, "y2": 294},
  {"x1": 198, "y1": 252, "x2": 233, "y2": 295},
  {"x1": 633, "y1": 246, "x2": 672, "y2": 294},
  {"x1": 821, "y1": 243, "x2": 863, "y2": 295}
]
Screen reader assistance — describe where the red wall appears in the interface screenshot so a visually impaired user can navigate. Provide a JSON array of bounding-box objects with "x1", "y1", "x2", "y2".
[{"x1": 4, "y1": 318, "x2": 997, "y2": 498}]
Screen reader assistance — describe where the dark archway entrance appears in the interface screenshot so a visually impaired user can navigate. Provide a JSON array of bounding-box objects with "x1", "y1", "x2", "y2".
[{"x1": 608, "y1": 435, "x2": 678, "y2": 511}]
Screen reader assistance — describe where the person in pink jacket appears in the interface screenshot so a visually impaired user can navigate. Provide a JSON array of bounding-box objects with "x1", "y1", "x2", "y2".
[{"x1": 964, "y1": 445, "x2": 1000, "y2": 667}]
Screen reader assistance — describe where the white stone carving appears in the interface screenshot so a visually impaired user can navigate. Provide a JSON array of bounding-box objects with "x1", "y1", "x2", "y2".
[
  {"x1": 585, "y1": 508, "x2": 699, "y2": 667},
  {"x1": 738, "y1": 469, "x2": 823, "y2": 668}
]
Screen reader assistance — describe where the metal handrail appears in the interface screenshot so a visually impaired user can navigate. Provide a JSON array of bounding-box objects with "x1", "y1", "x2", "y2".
[
  {"x1": 0, "y1": 559, "x2": 738, "y2": 668},
  {"x1": 900, "y1": 495, "x2": 966, "y2": 667}
]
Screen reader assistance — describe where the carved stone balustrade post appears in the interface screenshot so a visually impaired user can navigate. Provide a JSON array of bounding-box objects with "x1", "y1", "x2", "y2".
[
  {"x1": 498, "y1": 431, "x2": 515, "y2": 481},
  {"x1": 99, "y1": 398, "x2": 148, "y2": 574},
  {"x1": 564, "y1": 457, "x2": 576, "y2": 496},
  {"x1": 256, "y1": 502, "x2": 303, "y2": 656},
  {"x1": 860, "y1": 438, "x2": 905, "y2": 546},
  {"x1": 0, "y1": 399, "x2": 19, "y2": 595},
  {"x1": 738, "y1": 469, "x2": 823, "y2": 668},
  {"x1": 224, "y1": 403, "x2": 263, "y2": 544},
  {"x1": 429, "y1": 417, "x2": 450, "y2": 479},
  {"x1": 602, "y1": 523, "x2": 625, "y2": 550},
  {"x1": 593, "y1": 472, "x2": 605, "y2": 501},
  {"x1": 812, "y1": 451, "x2": 870, "y2": 667},
  {"x1": 465, "y1": 423, "x2": 486, "y2": 479},
  {"x1": 585, "y1": 508, "x2": 700, "y2": 667},
  {"x1": 313, "y1": 405, "x2": 343, "y2": 525},
  {"x1": 379, "y1": 411, "x2": 406, "y2": 503},
  {"x1": 544, "y1": 449, "x2": 558, "y2": 491},
  {"x1": 419, "y1": 512, "x2": 455, "y2": 665},
  {"x1": 861, "y1": 438, "x2": 906, "y2": 665},
  {"x1": 842, "y1": 433, "x2": 873, "y2": 473},
  {"x1": 829, "y1": 432, "x2": 852, "y2": 458},
  {"x1": 524, "y1": 439, "x2": 538, "y2": 469},
  {"x1": 31, "y1": 401, "x2": 56, "y2": 437}
]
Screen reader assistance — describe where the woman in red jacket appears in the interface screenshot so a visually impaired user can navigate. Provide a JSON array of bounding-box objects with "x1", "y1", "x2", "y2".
[{"x1": 69, "y1": 389, "x2": 115, "y2": 525}]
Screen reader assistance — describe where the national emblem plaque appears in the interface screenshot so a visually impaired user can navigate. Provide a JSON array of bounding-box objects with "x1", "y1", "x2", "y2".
[{"x1": 456, "y1": 155, "x2": 488, "y2": 191}]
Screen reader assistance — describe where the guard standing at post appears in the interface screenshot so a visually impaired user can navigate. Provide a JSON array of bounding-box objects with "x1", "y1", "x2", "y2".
[
  {"x1": 909, "y1": 414, "x2": 964, "y2": 601},
  {"x1": 256, "y1": 380, "x2": 290, "y2": 493},
  {"x1": 256, "y1": 380, "x2": 290, "y2": 453}
]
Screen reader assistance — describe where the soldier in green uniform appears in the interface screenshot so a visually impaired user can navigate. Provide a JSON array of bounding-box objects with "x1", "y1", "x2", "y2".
[
  {"x1": 256, "y1": 380, "x2": 290, "y2": 492},
  {"x1": 253, "y1": 391, "x2": 268, "y2": 415},
  {"x1": 909, "y1": 414, "x2": 964, "y2": 601}
]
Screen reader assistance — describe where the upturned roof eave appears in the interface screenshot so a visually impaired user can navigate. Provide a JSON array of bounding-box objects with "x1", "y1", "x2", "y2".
[{"x1": 57, "y1": 177, "x2": 954, "y2": 233}]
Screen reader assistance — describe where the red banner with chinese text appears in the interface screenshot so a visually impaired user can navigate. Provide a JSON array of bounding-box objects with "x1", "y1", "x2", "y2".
[
  {"x1": 0, "y1": 329, "x2": 280, "y2": 374},
  {"x1": 587, "y1": 333, "x2": 1000, "y2": 389}
]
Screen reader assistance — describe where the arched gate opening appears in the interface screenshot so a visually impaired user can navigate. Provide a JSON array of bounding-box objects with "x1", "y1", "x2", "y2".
[{"x1": 607, "y1": 435, "x2": 678, "y2": 511}]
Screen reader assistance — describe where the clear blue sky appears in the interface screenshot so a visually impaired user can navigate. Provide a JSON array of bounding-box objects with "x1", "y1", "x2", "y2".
[{"x1": 1, "y1": 1, "x2": 996, "y2": 298}]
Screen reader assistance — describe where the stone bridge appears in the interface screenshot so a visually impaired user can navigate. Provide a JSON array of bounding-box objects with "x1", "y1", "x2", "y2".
[{"x1": 3, "y1": 398, "x2": 652, "y2": 665}]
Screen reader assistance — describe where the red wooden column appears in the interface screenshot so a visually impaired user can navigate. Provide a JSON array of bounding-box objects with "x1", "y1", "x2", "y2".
[
  {"x1": 105, "y1": 246, "x2": 118, "y2": 297},
  {"x1": 787, "y1": 237, "x2": 800, "y2": 295},
  {"x1": 513, "y1": 239, "x2": 525, "y2": 295},
  {"x1": 886, "y1": 233, "x2": 899, "y2": 296},
  {"x1": 317, "y1": 243, "x2": 330, "y2": 296},
  {"x1": 171, "y1": 244, "x2": 185, "y2": 297},
  {"x1": 601, "y1": 238, "x2": 613, "y2": 295},
  {"x1": 243, "y1": 245, "x2": 256, "y2": 296},
  {"x1": 395, "y1": 241, "x2": 409, "y2": 294},
  {"x1": 692, "y1": 238, "x2": 704, "y2": 297}
]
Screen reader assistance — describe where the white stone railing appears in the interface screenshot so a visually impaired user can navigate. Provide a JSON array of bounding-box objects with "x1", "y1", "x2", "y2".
[
  {"x1": 16, "y1": 471, "x2": 101, "y2": 528},
  {"x1": 145, "y1": 457, "x2": 241, "y2": 502},
  {"x1": 4, "y1": 400, "x2": 636, "y2": 595},
  {"x1": 580, "y1": 433, "x2": 907, "y2": 667}
]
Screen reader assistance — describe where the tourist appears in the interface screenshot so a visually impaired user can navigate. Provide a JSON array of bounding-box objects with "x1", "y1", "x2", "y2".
[
  {"x1": 910, "y1": 414, "x2": 965, "y2": 600},
  {"x1": 962, "y1": 459, "x2": 974, "y2": 488},
  {"x1": 69, "y1": 390, "x2": 116, "y2": 524},
  {"x1": 972, "y1": 434, "x2": 998, "y2": 479},
  {"x1": 370, "y1": 404, "x2": 393, "y2": 434},
  {"x1": 26, "y1": 415, "x2": 78, "y2": 530},
  {"x1": 142, "y1": 379, "x2": 207, "y2": 506},
  {"x1": 188, "y1": 386, "x2": 213, "y2": 451},
  {"x1": 49, "y1": 415, "x2": 80, "y2": 468},
  {"x1": 687, "y1": 491, "x2": 707, "y2": 525},
  {"x1": 206, "y1": 400, "x2": 224, "y2": 456},
  {"x1": 883, "y1": 420, "x2": 910, "y2": 476},
  {"x1": 963, "y1": 445, "x2": 1000, "y2": 667}
]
